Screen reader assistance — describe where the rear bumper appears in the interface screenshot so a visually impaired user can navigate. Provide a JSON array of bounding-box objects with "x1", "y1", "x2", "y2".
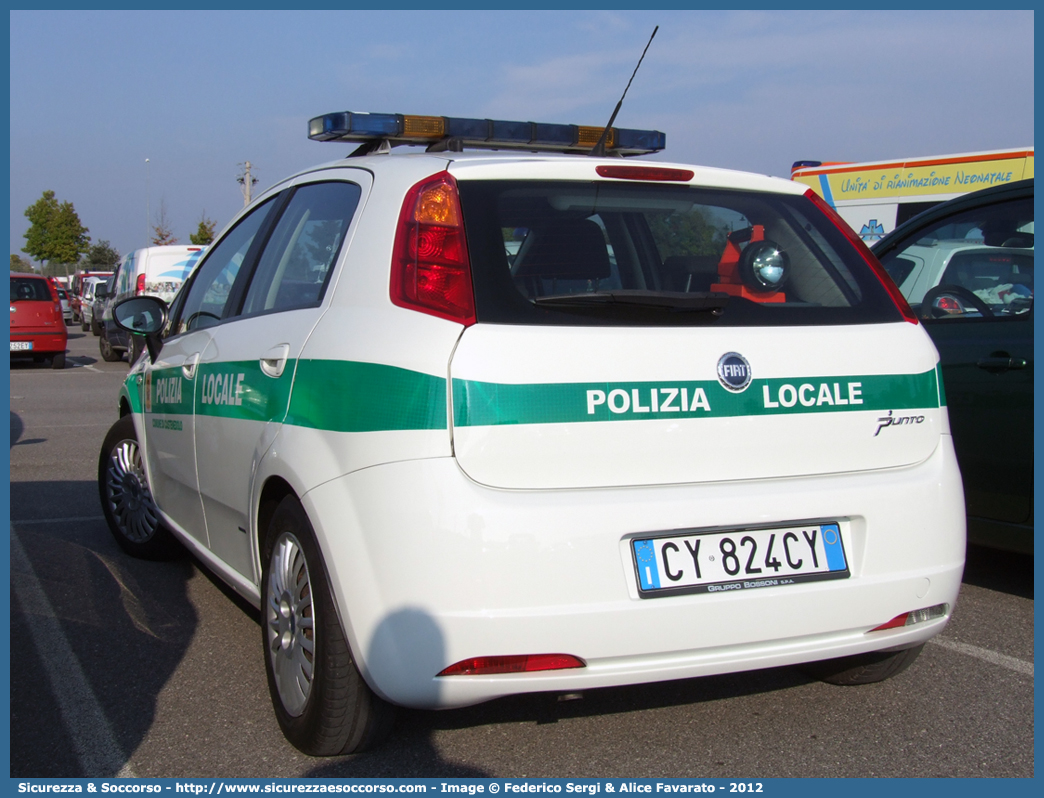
[
  {"x1": 10, "y1": 331, "x2": 67, "y2": 354},
  {"x1": 303, "y1": 438, "x2": 965, "y2": 709}
]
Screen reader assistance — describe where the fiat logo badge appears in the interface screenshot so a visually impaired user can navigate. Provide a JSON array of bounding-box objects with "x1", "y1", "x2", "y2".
[{"x1": 717, "y1": 352, "x2": 752, "y2": 393}]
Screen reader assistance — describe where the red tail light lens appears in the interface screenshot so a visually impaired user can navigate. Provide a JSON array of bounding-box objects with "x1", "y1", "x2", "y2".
[
  {"x1": 390, "y1": 171, "x2": 476, "y2": 326},
  {"x1": 869, "y1": 613, "x2": 910, "y2": 632},
  {"x1": 804, "y1": 189, "x2": 918, "y2": 325},
  {"x1": 596, "y1": 165, "x2": 694, "y2": 182},
  {"x1": 136, "y1": 273, "x2": 146, "y2": 294},
  {"x1": 437, "y1": 654, "x2": 586, "y2": 676}
]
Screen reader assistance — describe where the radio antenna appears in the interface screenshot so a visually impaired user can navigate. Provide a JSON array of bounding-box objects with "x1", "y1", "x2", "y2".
[{"x1": 590, "y1": 25, "x2": 658, "y2": 157}]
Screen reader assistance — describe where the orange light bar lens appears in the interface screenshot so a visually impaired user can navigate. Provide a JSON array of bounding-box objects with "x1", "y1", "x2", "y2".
[
  {"x1": 576, "y1": 126, "x2": 614, "y2": 149},
  {"x1": 402, "y1": 115, "x2": 445, "y2": 138}
]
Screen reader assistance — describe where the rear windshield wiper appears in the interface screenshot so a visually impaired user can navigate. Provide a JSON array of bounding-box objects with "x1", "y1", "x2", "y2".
[{"x1": 532, "y1": 290, "x2": 729, "y2": 314}]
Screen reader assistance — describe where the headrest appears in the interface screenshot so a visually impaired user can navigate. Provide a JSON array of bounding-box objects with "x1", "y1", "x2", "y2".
[{"x1": 514, "y1": 219, "x2": 612, "y2": 281}]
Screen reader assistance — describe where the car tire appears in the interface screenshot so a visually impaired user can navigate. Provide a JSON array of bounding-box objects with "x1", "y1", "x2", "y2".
[
  {"x1": 51, "y1": 352, "x2": 66, "y2": 370},
  {"x1": 801, "y1": 644, "x2": 924, "y2": 686},
  {"x1": 81, "y1": 315, "x2": 90, "y2": 332},
  {"x1": 98, "y1": 415, "x2": 181, "y2": 560},
  {"x1": 99, "y1": 331, "x2": 122, "y2": 362},
  {"x1": 261, "y1": 496, "x2": 396, "y2": 756},
  {"x1": 91, "y1": 317, "x2": 102, "y2": 336}
]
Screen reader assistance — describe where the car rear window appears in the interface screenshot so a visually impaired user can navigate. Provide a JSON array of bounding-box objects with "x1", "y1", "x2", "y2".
[
  {"x1": 11, "y1": 277, "x2": 53, "y2": 302},
  {"x1": 458, "y1": 181, "x2": 905, "y2": 326}
]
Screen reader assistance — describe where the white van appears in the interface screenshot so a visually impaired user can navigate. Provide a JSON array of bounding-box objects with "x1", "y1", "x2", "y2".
[
  {"x1": 792, "y1": 148, "x2": 1034, "y2": 243},
  {"x1": 111, "y1": 245, "x2": 206, "y2": 306}
]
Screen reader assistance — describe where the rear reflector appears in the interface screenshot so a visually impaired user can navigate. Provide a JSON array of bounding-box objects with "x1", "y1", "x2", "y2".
[
  {"x1": 804, "y1": 189, "x2": 919, "y2": 324},
  {"x1": 869, "y1": 604, "x2": 948, "y2": 632},
  {"x1": 437, "y1": 654, "x2": 586, "y2": 676}
]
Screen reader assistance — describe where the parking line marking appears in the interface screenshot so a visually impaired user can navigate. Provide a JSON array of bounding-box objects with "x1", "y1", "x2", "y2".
[
  {"x1": 10, "y1": 525, "x2": 137, "y2": 777},
  {"x1": 929, "y1": 637, "x2": 1033, "y2": 676}
]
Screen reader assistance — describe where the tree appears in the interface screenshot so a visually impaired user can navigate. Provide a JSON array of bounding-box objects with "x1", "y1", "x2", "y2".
[
  {"x1": 189, "y1": 213, "x2": 217, "y2": 245},
  {"x1": 646, "y1": 208, "x2": 727, "y2": 259},
  {"x1": 151, "y1": 200, "x2": 178, "y2": 245},
  {"x1": 10, "y1": 254, "x2": 35, "y2": 273},
  {"x1": 42, "y1": 262, "x2": 79, "y2": 279},
  {"x1": 22, "y1": 190, "x2": 91, "y2": 275},
  {"x1": 85, "y1": 240, "x2": 121, "y2": 270}
]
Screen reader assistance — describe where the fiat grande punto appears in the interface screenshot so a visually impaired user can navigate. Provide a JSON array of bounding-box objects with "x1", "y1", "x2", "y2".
[{"x1": 99, "y1": 111, "x2": 966, "y2": 756}]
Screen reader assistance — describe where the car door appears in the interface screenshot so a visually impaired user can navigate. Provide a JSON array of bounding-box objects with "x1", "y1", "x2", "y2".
[
  {"x1": 192, "y1": 175, "x2": 368, "y2": 583},
  {"x1": 142, "y1": 196, "x2": 280, "y2": 547},
  {"x1": 874, "y1": 190, "x2": 1033, "y2": 540}
]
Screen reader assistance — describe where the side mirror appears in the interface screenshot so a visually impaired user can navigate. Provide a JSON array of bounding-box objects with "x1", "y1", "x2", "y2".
[
  {"x1": 112, "y1": 296, "x2": 169, "y2": 363},
  {"x1": 95, "y1": 284, "x2": 110, "y2": 300}
]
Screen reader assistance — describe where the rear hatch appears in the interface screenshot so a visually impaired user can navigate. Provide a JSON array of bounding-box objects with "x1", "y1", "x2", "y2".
[
  {"x1": 447, "y1": 168, "x2": 943, "y2": 490},
  {"x1": 10, "y1": 276, "x2": 61, "y2": 331}
]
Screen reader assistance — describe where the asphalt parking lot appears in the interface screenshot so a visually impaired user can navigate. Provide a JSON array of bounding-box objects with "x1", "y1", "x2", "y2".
[{"x1": 9, "y1": 329, "x2": 1034, "y2": 779}]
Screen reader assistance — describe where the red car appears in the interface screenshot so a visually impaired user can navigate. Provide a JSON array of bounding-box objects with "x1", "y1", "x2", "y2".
[{"x1": 10, "y1": 272, "x2": 68, "y2": 369}]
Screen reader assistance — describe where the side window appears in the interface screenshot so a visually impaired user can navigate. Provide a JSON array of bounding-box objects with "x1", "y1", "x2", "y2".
[
  {"x1": 173, "y1": 197, "x2": 276, "y2": 335},
  {"x1": 241, "y1": 182, "x2": 361, "y2": 316},
  {"x1": 877, "y1": 197, "x2": 1033, "y2": 320}
]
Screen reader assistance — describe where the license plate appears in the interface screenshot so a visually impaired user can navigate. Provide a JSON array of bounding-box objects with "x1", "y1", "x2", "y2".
[
  {"x1": 10, "y1": 341, "x2": 32, "y2": 351},
  {"x1": 633, "y1": 522, "x2": 849, "y2": 598}
]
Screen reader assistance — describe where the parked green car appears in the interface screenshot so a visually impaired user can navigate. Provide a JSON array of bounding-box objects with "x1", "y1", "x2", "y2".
[{"x1": 873, "y1": 179, "x2": 1033, "y2": 554}]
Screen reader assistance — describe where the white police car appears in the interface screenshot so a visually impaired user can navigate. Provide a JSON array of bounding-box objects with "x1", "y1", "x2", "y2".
[{"x1": 98, "y1": 111, "x2": 966, "y2": 756}]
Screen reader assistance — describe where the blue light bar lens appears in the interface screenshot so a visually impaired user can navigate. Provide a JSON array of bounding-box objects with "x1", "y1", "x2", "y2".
[
  {"x1": 444, "y1": 117, "x2": 491, "y2": 140},
  {"x1": 615, "y1": 128, "x2": 666, "y2": 152},
  {"x1": 491, "y1": 120, "x2": 533, "y2": 143},
  {"x1": 532, "y1": 123, "x2": 575, "y2": 146},
  {"x1": 351, "y1": 112, "x2": 402, "y2": 137},
  {"x1": 309, "y1": 113, "x2": 351, "y2": 140}
]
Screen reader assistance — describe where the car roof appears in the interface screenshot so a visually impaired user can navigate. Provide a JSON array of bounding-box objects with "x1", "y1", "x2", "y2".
[
  {"x1": 874, "y1": 178, "x2": 1034, "y2": 255},
  {"x1": 265, "y1": 150, "x2": 806, "y2": 198}
]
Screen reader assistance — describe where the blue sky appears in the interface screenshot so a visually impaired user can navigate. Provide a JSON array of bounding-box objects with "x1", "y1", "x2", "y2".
[{"x1": 8, "y1": 9, "x2": 1035, "y2": 263}]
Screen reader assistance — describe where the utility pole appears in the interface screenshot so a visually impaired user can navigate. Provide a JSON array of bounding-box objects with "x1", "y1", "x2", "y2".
[
  {"x1": 145, "y1": 158, "x2": 151, "y2": 246},
  {"x1": 237, "y1": 161, "x2": 258, "y2": 207}
]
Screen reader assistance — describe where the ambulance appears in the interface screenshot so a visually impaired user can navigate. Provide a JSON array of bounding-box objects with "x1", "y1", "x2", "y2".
[
  {"x1": 98, "y1": 110, "x2": 966, "y2": 756},
  {"x1": 792, "y1": 148, "x2": 1034, "y2": 242}
]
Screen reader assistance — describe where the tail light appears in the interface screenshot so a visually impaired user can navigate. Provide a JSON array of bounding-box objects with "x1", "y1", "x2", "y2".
[
  {"x1": 46, "y1": 280, "x2": 62, "y2": 316},
  {"x1": 390, "y1": 171, "x2": 476, "y2": 326},
  {"x1": 804, "y1": 189, "x2": 919, "y2": 325},
  {"x1": 596, "y1": 165, "x2": 694, "y2": 182},
  {"x1": 136, "y1": 273, "x2": 146, "y2": 294},
  {"x1": 437, "y1": 654, "x2": 586, "y2": 676}
]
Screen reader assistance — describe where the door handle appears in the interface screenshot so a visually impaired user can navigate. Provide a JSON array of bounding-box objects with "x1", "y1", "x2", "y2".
[
  {"x1": 260, "y1": 344, "x2": 291, "y2": 379},
  {"x1": 977, "y1": 354, "x2": 1027, "y2": 373},
  {"x1": 182, "y1": 352, "x2": 200, "y2": 380}
]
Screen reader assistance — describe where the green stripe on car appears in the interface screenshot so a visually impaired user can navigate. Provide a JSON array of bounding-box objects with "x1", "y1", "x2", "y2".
[
  {"x1": 138, "y1": 360, "x2": 940, "y2": 432},
  {"x1": 452, "y1": 369, "x2": 940, "y2": 427}
]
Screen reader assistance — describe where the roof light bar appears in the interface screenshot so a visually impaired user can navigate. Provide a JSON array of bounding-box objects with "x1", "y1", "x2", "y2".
[{"x1": 308, "y1": 111, "x2": 665, "y2": 156}]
